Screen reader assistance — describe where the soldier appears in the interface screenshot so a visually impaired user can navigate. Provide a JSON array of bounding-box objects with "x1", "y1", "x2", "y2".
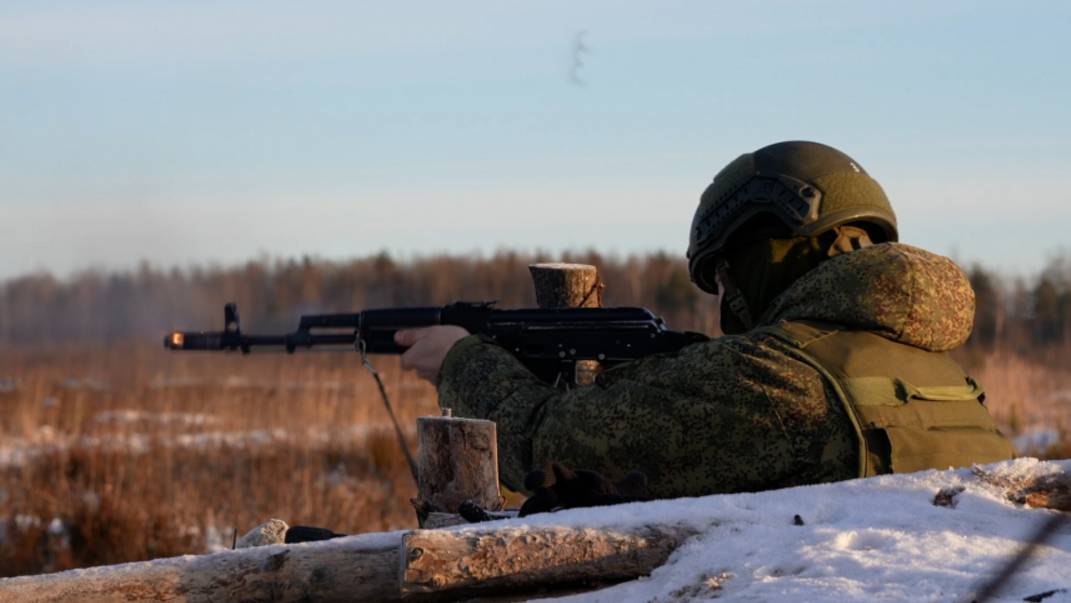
[{"x1": 395, "y1": 140, "x2": 1015, "y2": 500}]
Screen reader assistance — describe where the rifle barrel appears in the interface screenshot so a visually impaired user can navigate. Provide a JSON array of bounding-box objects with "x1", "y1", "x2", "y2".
[{"x1": 164, "y1": 330, "x2": 355, "y2": 352}]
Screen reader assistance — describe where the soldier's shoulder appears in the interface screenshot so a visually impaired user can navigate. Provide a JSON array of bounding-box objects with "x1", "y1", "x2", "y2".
[{"x1": 763, "y1": 243, "x2": 974, "y2": 352}]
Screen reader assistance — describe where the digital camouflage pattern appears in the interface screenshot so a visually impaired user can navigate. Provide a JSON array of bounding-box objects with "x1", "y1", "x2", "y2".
[
  {"x1": 762, "y1": 243, "x2": 974, "y2": 352},
  {"x1": 437, "y1": 243, "x2": 978, "y2": 498}
]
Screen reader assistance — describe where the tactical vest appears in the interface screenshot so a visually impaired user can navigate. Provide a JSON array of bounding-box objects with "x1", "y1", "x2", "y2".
[{"x1": 760, "y1": 320, "x2": 1015, "y2": 477}]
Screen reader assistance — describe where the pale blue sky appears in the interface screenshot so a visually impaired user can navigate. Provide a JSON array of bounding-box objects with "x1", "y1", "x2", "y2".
[{"x1": 1, "y1": 1, "x2": 1068, "y2": 280}]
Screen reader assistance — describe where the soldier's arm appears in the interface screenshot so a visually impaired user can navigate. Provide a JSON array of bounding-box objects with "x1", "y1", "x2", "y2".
[{"x1": 436, "y1": 333, "x2": 856, "y2": 498}]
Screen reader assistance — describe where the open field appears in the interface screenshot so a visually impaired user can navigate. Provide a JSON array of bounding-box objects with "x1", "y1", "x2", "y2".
[
  {"x1": 1, "y1": 344, "x2": 1069, "y2": 577},
  {"x1": 0, "y1": 344, "x2": 437, "y2": 576},
  {"x1": 970, "y1": 349, "x2": 1071, "y2": 457}
]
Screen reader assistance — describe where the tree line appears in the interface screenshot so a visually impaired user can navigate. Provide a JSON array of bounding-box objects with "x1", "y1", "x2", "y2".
[
  {"x1": 967, "y1": 255, "x2": 1071, "y2": 355},
  {"x1": 0, "y1": 251, "x2": 712, "y2": 345},
  {"x1": 1, "y1": 250, "x2": 1069, "y2": 357}
]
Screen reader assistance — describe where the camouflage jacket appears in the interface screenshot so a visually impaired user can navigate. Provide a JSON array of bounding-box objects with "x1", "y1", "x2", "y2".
[{"x1": 438, "y1": 243, "x2": 980, "y2": 498}]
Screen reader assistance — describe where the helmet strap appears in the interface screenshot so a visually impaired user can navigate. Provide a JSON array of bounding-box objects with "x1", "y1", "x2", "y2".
[{"x1": 716, "y1": 259, "x2": 754, "y2": 331}]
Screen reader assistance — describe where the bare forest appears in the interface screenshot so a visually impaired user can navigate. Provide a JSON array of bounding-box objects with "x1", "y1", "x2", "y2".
[{"x1": 2, "y1": 250, "x2": 1069, "y2": 576}]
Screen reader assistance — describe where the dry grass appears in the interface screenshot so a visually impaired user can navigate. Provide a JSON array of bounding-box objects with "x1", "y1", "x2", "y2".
[
  {"x1": 0, "y1": 343, "x2": 437, "y2": 577},
  {"x1": 1, "y1": 344, "x2": 1068, "y2": 577},
  {"x1": 972, "y1": 350, "x2": 1071, "y2": 446}
]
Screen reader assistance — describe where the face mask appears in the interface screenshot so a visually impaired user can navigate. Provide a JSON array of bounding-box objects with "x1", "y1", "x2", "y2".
[
  {"x1": 718, "y1": 236, "x2": 826, "y2": 334},
  {"x1": 717, "y1": 225, "x2": 875, "y2": 334}
]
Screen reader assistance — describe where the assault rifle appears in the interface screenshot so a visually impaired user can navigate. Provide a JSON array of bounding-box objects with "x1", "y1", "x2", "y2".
[
  {"x1": 164, "y1": 302, "x2": 706, "y2": 382},
  {"x1": 164, "y1": 301, "x2": 707, "y2": 484}
]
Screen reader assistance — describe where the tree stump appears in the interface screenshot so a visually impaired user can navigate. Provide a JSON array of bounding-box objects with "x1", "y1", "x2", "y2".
[
  {"x1": 528, "y1": 263, "x2": 604, "y2": 385},
  {"x1": 414, "y1": 414, "x2": 504, "y2": 524}
]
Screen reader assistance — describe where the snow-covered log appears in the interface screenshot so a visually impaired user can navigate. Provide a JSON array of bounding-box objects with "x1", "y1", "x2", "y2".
[
  {"x1": 3, "y1": 459, "x2": 1069, "y2": 602},
  {"x1": 0, "y1": 524, "x2": 693, "y2": 602},
  {"x1": 400, "y1": 524, "x2": 696, "y2": 597},
  {"x1": 0, "y1": 530, "x2": 403, "y2": 602}
]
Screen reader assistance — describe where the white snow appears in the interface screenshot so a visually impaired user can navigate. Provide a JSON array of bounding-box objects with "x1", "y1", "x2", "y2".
[
  {"x1": 447, "y1": 458, "x2": 1071, "y2": 603},
  {"x1": 147, "y1": 375, "x2": 395, "y2": 393},
  {"x1": 94, "y1": 409, "x2": 221, "y2": 427},
  {"x1": 2, "y1": 457, "x2": 1067, "y2": 601},
  {"x1": 57, "y1": 377, "x2": 110, "y2": 392},
  {"x1": 0, "y1": 424, "x2": 395, "y2": 468},
  {"x1": 1016, "y1": 429, "x2": 1064, "y2": 455},
  {"x1": 203, "y1": 524, "x2": 234, "y2": 553},
  {"x1": 0, "y1": 377, "x2": 17, "y2": 393}
]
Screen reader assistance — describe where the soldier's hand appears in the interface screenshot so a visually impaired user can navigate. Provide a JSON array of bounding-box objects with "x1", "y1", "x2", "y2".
[{"x1": 395, "y1": 326, "x2": 470, "y2": 384}]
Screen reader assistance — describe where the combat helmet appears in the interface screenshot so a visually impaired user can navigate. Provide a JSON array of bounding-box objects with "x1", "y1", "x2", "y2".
[{"x1": 687, "y1": 140, "x2": 898, "y2": 295}]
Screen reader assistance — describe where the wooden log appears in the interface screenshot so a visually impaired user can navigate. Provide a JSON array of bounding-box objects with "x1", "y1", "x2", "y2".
[
  {"x1": 0, "y1": 522, "x2": 695, "y2": 602},
  {"x1": 527, "y1": 263, "x2": 602, "y2": 309},
  {"x1": 528, "y1": 262, "x2": 604, "y2": 385},
  {"x1": 1021, "y1": 474, "x2": 1071, "y2": 512},
  {"x1": 400, "y1": 524, "x2": 696, "y2": 598},
  {"x1": 972, "y1": 466, "x2": 1071, "y2": 512},
  {"x1": 0, "y1": 531, "x2": 404, "y2": 603},
  {"x1": 415, "y1": 415, "x2": 504, "y2": 517}
]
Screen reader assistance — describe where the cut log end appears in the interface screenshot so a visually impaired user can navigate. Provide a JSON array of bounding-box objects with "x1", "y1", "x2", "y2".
[{"x1": 527, "y1": 263, "x2": 603, "y2": 309}]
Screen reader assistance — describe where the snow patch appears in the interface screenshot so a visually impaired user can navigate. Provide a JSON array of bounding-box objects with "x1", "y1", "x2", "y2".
[
  {"x1": 502, "y1": 459, "x2": 1071, "y2": 603},
  {"x1": 1015, "y1": 429, "x2": 1064, "y2": 455},
  {"x1": 94, "y1": 409, "x2": 221, "y2": 427},
  {"x1": 0, "y1": 424, "x2": 391, "y2": 468},
  {"x1": 1051, "y1": 390, "x2": 1071, "y2": 403},
  {"x1": 147, "y1": 375, "x2": 360, "y2": 392},
  {"x1": 1, "y1": 460, "x2": 1067, "y2": 601},
  {"x1": 57, "y1": 378, "x2": 110, "y2": 392}
]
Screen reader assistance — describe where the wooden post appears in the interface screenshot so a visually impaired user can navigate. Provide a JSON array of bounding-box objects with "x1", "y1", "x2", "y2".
[
  {"x1": 528, "y1": 262, "x2": 604, "y2": 384},
  {"x1": 414, "y1": 413, "x2": 504, "y2": 524}
]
